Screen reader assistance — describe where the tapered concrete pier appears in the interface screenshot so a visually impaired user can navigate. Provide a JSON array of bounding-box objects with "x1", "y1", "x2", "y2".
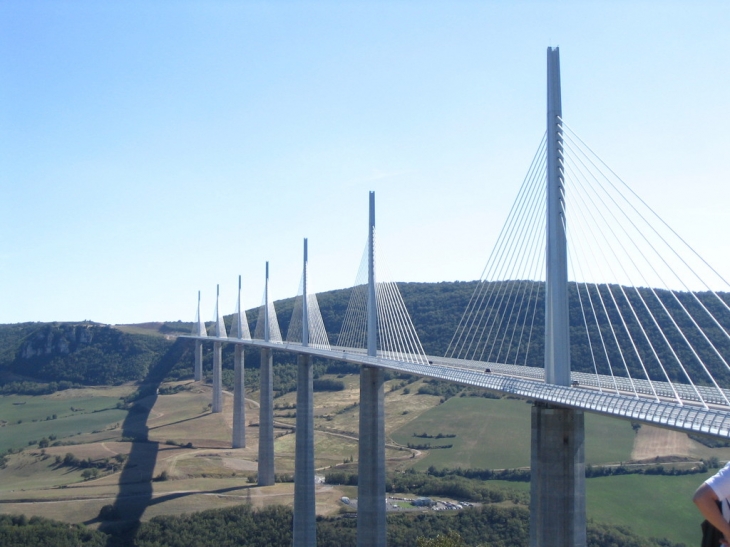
[
  {"x1": 258, "y1": 347, "x2": 275, "y2": 485},
  {"x1": 293, "y1": 239, "x2": 316, "y2": 547},
  {"x1": 212, "y1": 342, "x2": 223, "y2": 413},
  {"x1": 293, "y1": 355, "x2": 315, "y2": 546},
  {"x1": 194, "y1": 340, "x2": 203, "y2": 382},
  {"x1": 530, "y1": 403, "x2": 585, "y2": 547},
  {"x1": 233, "y1": 344, "x2": 246, "y2": 448},
  {"x1": 357, "y1": 365, "x2": 385, "y2": 547},
  {"x1": 357, "y1": 192, "x2": 386, "y2": 547}
]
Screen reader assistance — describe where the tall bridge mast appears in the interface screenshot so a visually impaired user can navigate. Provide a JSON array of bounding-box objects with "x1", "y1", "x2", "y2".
[
  {"x1": 531, "y1": 47, "x2": 586, "y2": 547},
  {"x1": 358, "y1": 191, "x2": 386, "y2": 547}
]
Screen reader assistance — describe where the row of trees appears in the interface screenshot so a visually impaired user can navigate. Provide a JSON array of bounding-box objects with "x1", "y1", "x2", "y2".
[
  {"x1": 0, "y1": 504, "x2": 684, "y2": 547},
  {"x1": 324, "y1": 470, "x2": 528, "y2": 505},
  {"x1": 0, "y1": 323, "x2": 174, "y2": 387}
]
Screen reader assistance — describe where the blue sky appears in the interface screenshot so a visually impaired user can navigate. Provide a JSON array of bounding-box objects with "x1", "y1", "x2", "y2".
[{"x1": 1, "y1": 1, "x2": 729, "y2": 324}]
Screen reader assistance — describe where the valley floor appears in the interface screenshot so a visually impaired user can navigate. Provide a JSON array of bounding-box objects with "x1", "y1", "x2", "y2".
[{"x1": 1, "y1": 375, "x2": 726, "y2": 546}]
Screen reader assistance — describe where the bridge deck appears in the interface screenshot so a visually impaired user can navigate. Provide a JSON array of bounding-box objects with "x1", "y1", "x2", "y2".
[{"x1": 181, "y1": 335, "x2": 730, "y2": 439}]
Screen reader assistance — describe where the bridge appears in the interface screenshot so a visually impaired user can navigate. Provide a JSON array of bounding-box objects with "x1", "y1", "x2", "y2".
[{"x1": 182, "y1": 48, "x2": 730, "y2": 547}]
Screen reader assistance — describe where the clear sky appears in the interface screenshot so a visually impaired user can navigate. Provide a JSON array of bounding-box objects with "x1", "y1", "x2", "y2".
[{"x1": 1, "y1": 1, "x2": 729, "y2": 325}]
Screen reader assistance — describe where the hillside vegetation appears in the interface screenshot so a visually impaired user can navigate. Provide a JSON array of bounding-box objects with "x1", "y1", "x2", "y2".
[
  {"x1": 2, "y1": 281, "x2": 728, "y2": 390},
  {"x1": 0, "y1": 322, "x2": 177, "y2": 388},
  {"x1": 0, "y1": 504, "x2": 682, "y2": 547}
]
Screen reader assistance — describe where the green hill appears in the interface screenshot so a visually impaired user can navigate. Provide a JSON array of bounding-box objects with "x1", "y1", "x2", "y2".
[
  {"x1": 0, "y1": 322, "x2": 180, "y2": 389},
  {"x1": 2, "y1": 280, "x2": 729, "y2": 391}
]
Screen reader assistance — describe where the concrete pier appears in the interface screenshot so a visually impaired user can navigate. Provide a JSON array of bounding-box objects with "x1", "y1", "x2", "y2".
[
  {"x1": 232, "y1": 344, "x2": 246, "y2": 448},
  {"x1": 530, "y1": 403, "x2": 586, "y2": 547},
  {"x1": 293, "y1": 354, "x2": 316, "y2": 547},
  {"x1": 212, "y1": 341, "x2": 223, "y2": 413},
  {"x1": 357, "y1": 364, "x2": 386, "y2": 547},
  {"x1": 194, "y1": 340, "x2": 203, "y2": 382},
  {"x1": 258, "y1": 347, "x2": 275, "y2": 486},
  {"x1": 357, "y1": 191, "x2": 385, "y2": 547}
]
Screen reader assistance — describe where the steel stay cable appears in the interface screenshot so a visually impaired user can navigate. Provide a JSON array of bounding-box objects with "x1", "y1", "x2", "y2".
[
  {"x1": 286, "y1": 276, "x2": 304, "y2": 343},
  {"x1": 254, "y1": 290, "x2": 267, "y2": 340},
  {"x1": 376, "y1": 259, "x2": 417, "y2": 362},
  {"x1": 568, "y1": 170, "x2": 660, "y2": 401},
  {"x1": 512, "y1": 230, "x2": 545, "y2": 366},
  {"x1": 352, "y1": 242, "x2": 371, "y2": 348},
  {"x1": 446, "y1": 134, "x2": 547, "y2": 357},
  {"x1": 308, "y1": 293, "x2": 330, "y2": 349},
  {"x1": 484, "y1": 165, "x2": 547, "y2": 362},
  {"x1": 565, "y1": 152, "x2": 665, "y2": 394},
  {"x1": 562, "y1": 137, "x2": 706, "y2": 401},
  {"x1": 565, "y1": 187, "x2": 621, "y2": 394},
  {"x1": 390, "y1": 281, "x2": 429, "y2": 363},
  {"x1": 504, "y1": 210, "x2": 546, "y2": 365},
  {"x1": 562, "y1": 126, "x2": 730, "y2": 366},
  {"x1": 338, "y1": 241, "x2": 369, "y2": 349},
  {"x1": 568, "y1": 260, "x2": 604, "y2": 392},
  {"x1": 563, "y1": 167, "x2": 641, "y2": 399},
  {"x1": 565, "y1": 147, "x2": 711, "y2": 408},
  {"x1": 375, "y1": 281, "x2": 394, "y2": 359},
  {"x1": 381, "y1": 282, "x2": 410, "y2": 361},
  {"x1": 560, "y1": 119, "x2": 730, "y2": 308},
  {"x1": 379, "y1": 280, "x2": 408, "y2": 361},
  {"x1": 448, "y1": 137, "x2": 547, "y2": 359},
  {"x1": 373, "y1": 259, "x2": 399, "y2": 360},
  {"x1": 515, "y1": 201, "x2": 547, "y2": 366},
  {"x1": 565, "y1": 153, "x2": 661, "y2": 400},
  {"x1": 563, "y1": 133, "x2": 726, "y2": 406},
  {"x1": 522, "y1": 282, "x2": 543, "y2": 367},
  {"x1": 466, "y1": 151, "x2": 547, "y2": 360},
  {"x1": 486, "y1": 177, "x2": 547, "y2": 363},
  {"x1": 563, "y1": 152, "x2": 684, "y2": 404},
  {"x1": 501, "y1": 172, "x2": 546, "y2": 364},
  {"x1": 376, "y1": 256, "x2": 411, "y2": 361},
  {"x1": 372, "y1": 232, "x2": 403, "y2": 361},
  {"x1": 385, "y1": 280, "x2": 428, "y2": 363},
  {"x1": 457, "y1": 162, "x2": 544, "y2": 361}
]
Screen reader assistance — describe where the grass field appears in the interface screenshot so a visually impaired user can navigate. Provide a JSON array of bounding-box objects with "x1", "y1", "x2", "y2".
[
  {"x1": 391, "y1": 396, "x2": 636, "y2": 470},
  {"x1": 586, "y1": 471, "x2": 711, "y2": 546},
  {"x1": 483, "y1": 472, "x2": 705, "y2": 547},
  {"x1": 0, "y1": 387, "x2": 133, "y2": 453},
  {"x1": 0, "y1": 377, "x2": 722, "y2": 547}
]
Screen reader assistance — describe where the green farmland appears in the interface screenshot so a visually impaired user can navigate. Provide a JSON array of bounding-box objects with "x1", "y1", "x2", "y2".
[
  {"x1": 483, "y1": 472, "x2": 706, "y2": 546},
  {"x1": 391, "y1": 396, "x2": 636, "y2": 470},
  {"x1": 0, "y1": 389, "x2": 131, "y2": 453}
]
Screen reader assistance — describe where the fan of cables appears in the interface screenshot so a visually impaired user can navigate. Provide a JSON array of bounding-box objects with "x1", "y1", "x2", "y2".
[{"x1": 448, "y1": 125, "x2": 730, "y2": 409}]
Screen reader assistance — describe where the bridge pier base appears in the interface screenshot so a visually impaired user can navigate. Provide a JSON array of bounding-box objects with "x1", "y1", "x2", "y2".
[
  {"x1": 232, "y1": 344, "x2": 246, "y2": 448},
  {"x1": 530, "y1": 402, "x2": 586, "y2": 547},
  {"x1": 212, "y1": 342, "x2": 223, "y2": 413},
  {"x1": 357, "y1": 365, "x2": 386, "y2": 547},
  {"x1": 194, "y1": 340, "x2": 202, "y2": 382},
  {"x1": 258, "y1": 347, "x2": 275, "y2": 486},
  {"x1": 293, "y1": 354, "x2": 316, "y2": 547}
]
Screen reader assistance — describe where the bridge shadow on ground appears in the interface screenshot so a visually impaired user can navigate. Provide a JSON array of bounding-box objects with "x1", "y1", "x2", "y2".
[{"x1": 94, "y1": 338, "x2": 193, "y2": 542}]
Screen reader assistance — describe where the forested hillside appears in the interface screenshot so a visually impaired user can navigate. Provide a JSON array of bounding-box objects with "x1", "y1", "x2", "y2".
[
  {"x1": 1, "y1": 280, "x2": 729, "y2": 389},
  {"x1": 0, "y1": 504, "x2": 681, "y2": 547},
  {"x1": 0, "y1": 322, "x2": 179, "y2": 390}
]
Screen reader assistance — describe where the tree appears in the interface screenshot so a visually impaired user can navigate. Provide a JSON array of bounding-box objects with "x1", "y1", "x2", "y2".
[{"x1": 416, "y1": 531, "x2": 472, "y2": 547}]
